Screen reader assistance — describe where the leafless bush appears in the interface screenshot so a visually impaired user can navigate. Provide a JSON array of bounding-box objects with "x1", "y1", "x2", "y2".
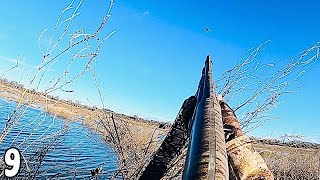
[{"x1": 216, "y1": 41, "x2": 319, "y2": 132}]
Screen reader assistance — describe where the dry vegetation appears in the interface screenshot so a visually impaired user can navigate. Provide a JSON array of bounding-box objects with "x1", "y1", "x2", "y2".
[
  {"x1": 0, "y1": 0, "x2": 319, "y2": 179},
  {"x1": 0, "y1": 0, "x2": 168, "y2": 178},
  {"x1": 1, "y1": 58, "x2": 320, "y2": 179},
  {"x1": 254, "y1": 141, "x2": 320, "y2": 180},
  {"x1": 0, "y1": 78, "x2": 168, "y2": 178},
  {"x1": 216, "y1": 41, "x2": 319, "y2": 132},
  {"x1": 159, "y1": 139, "x2": 320, "y2": 180}
]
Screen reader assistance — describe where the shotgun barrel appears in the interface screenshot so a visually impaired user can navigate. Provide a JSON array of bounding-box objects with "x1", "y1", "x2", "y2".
[{"x1": 183, "y1": 56, "x2": 229, "y2": 180}]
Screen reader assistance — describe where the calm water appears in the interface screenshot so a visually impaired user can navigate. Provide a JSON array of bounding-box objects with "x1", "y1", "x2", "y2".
[{"x1": 0, "y1": 98, "x2": 119, "y2": 179}]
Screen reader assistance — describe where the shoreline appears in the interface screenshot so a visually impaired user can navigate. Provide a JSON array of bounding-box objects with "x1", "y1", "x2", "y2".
[
  {"x1": 0, "y1": 78, "x2": 169, "y2": 128},
  {"x1": 0, "y1": 78, "x2": 169, "y2": 174}
]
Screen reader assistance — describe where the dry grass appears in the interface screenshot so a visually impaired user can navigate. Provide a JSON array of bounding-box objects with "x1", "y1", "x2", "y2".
[
  {"x1": 0, "y1": 81, "x2": 98, "y2": 120},
  {"x1": 83, "y1": 112, "x2": 168, "y2": 178},
  {"x1": 157, "y1": 138, "x2": 320, "y2": 180},
  {"x1": 254, "y1": 142, "x2": 320, "y2": 180}
]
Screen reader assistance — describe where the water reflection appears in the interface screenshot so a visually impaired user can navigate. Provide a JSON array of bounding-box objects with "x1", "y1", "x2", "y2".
[{"x1": 0, "y1": 98, "x2": 118, "y2": 179}]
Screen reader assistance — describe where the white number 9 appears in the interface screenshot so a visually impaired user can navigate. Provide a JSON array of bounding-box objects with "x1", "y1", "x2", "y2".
[{"x1": 4, "y1": 147, "x2": 21, "y2": 178}]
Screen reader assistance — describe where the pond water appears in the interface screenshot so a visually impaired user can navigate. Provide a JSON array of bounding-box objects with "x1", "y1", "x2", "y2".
[{"x1": 0, "y1": 98, "x2": 119, "y2": 179}]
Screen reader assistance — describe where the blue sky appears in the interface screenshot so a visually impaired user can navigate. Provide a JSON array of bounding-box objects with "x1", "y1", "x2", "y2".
[{"x1": 0, "y1": 1, "x2": 319, "y2": 141}]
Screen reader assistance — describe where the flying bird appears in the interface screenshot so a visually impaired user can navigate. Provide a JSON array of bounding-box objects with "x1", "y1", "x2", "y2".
[{"x1": 204, "y1": 27, "x2": 212, "y2": 32}]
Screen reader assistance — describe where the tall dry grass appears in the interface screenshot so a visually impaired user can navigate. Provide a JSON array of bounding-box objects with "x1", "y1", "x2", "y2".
[
  {"x1": 256, "y1": 143, "x2": 320, "y2": 180},
  {"x1": 0, "y1": 0, "x2": 118, "y2": 178}
]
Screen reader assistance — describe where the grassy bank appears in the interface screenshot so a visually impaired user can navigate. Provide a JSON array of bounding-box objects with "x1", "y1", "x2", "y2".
[{"x1": 0, "y1": 78, "x2": 169, "y2": 177}]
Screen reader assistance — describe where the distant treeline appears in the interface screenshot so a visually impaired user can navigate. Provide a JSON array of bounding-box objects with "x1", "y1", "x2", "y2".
[{"x1": 251, "y1": 137, "x2": 320, "y2": 149}]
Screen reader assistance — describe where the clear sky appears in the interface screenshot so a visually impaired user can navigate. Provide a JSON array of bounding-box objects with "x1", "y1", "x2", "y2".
[{"x1": 0, "y1": 1, "x2": 319, "y2": 142}]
